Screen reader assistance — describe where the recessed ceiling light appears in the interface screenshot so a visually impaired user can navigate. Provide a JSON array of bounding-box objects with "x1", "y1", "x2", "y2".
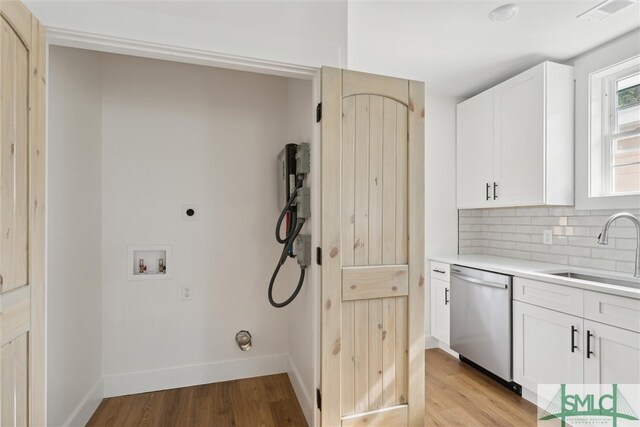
[{"x1": 489, "y1": 4, "x2": 520, "y2": 22}]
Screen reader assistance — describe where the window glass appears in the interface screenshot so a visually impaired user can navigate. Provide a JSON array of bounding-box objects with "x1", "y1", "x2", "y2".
[{"x1": 616, "y1": 73, "x2": 640, "y2": 133}]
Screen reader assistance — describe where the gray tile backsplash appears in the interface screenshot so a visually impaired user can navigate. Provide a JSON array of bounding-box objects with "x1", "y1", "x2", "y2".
[{"x1": 458, "y1": 207, "x2": 640, "y2": 274}]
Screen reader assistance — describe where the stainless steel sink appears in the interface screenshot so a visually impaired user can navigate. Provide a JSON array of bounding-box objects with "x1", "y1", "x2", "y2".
[{"x1": 550, "y1": 272, "x2": 640, "y2": 290}]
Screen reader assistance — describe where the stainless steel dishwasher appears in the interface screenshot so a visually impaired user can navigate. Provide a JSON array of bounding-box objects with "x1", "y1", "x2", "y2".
[{"x1": 450, "y1": 265, "x2": 519, "y2": 392}]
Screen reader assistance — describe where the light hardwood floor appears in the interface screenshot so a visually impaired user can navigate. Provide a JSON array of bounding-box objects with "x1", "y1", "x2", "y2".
[
  {"x1": 425, "y1": 348, "x2": 537, "y2": 426},
  {"x1": 87, "y1": 349, "x2": 537, "y2": 426},
  {"x1": 86, "y1": 374, "x2": 307, "y2": 427}
]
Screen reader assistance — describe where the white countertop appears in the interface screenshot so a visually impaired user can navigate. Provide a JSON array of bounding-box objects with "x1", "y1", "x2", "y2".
[{"x1": 429, "y1": 254, "x2": 640, "y2": 299}]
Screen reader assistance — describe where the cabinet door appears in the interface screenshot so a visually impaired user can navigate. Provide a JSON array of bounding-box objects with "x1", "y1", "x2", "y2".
[
  {"x1": 513, "y1": 301, "x2": 583, "y2": 392},
  {"x1": 584, "y1": 320, "x2": 640, "y2": 385},
  {"x1": 456, "y1": 89, "x2": 494, "y2": 209},
  {"x1": 493, "y1": 64, "x2": 545, "y2": 207},
  {"x1": 430, "y1": 277, "x2": 450, "y2": 345}
]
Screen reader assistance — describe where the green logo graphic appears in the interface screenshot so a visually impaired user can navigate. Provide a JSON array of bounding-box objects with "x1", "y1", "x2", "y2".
[{"x1": 539, "y1": 384, "x2": 639, "y2": 427}]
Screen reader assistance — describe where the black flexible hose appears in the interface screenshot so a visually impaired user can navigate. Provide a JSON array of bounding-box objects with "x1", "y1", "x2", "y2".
[
  {"x1": 275, "y1": 190, "x2": 298, "y2": 244},
  {"x1": 268, "y1": 219, "x2": 306, "y2": 308}
]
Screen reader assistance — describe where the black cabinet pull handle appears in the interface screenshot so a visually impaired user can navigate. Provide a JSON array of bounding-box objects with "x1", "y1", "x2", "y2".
[
  {"x1": 587, "y1": 330, "x2": 594, "y2": 358},
  {"x1": 486, "y1": 183, "x2": 490, "y2": 200},
  {"x1": 493, "y1": 182, "x2": 498, "y2": 200},
  {"x1": 433, "y1": 269, "x2": 446, "y2": 274},
  {"x1": 445, "y1": 288, "x2": 449, "y2": 305},
  {"x1": 571, "y1": 325, "x2": 578, "y2": 353}
]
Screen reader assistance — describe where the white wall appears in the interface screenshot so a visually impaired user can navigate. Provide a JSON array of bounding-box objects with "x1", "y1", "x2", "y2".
[
  {"x1": 47, "y1": 47, "x2": 317, "y2": 423},
  {"x1": 47, "y1": 46, "x2": 103, "y2": 426},
  {"x1": 26, "y1": 1, "x2": 347, "y2": 69},
  {"x1": 99, "y1": 53, "x2": 307, "y2": 394}
]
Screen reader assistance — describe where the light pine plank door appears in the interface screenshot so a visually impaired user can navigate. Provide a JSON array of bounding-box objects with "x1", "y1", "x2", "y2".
[
  {"x1": 321, "y1": 68, "x2": 424, "y2": 427},
  {"x1": 0, "y1": 1, "x2": 46, "y2": 425}
]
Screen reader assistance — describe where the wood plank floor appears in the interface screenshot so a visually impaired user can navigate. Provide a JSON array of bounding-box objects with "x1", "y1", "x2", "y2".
[
  {"x1": 425, "y1": 348, "x2": 537, "y2": 426},
  {"x1": 87, "y1": 349, "x2": 537, "y2": 426},
  {"x1": 86, "y1": 373, "x2": 307, "y2": 427}
]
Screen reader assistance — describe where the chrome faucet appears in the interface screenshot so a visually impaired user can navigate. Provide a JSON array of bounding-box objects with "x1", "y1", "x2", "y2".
[{"x1": 597, "y1": 212, "x2": 640, "y2": 278}]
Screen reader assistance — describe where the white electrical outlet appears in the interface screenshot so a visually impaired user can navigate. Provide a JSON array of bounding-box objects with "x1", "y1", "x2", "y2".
[
  {"x1": 543, "y1": 229, "x2": 553, "y2": 245},
  {"x1": 182, "y1": 285, "x2": 192, "y2": 301}
]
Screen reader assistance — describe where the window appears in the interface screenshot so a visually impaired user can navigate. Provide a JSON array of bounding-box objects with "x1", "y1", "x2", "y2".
[{"x1": 589, "y1": 56, "x2": 640, "y2": 197}]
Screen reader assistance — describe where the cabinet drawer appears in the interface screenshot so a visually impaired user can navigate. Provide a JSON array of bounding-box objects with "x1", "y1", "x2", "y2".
[
  {"x1": 430, "y1": 261, "x2": 450, "y2": 282},
  {"x1": 584, "y1": 291, "x2": 640, "y2": 333},
  {"x1": 514, "y1": 277, "x2": 583, "y2": 317}
]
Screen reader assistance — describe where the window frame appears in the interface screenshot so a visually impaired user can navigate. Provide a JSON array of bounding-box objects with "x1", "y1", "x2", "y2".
[{"x1": 589, "y1": 55, "x2": 640, "y2": 198}]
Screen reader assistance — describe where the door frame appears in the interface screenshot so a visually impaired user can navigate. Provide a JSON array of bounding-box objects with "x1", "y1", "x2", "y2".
[
  {"x1": 44, "y1": 28, "x2": 323, "y2": 427},
  {"x1": 320, "y1": 67, "x2": 425, "y2": 426}
]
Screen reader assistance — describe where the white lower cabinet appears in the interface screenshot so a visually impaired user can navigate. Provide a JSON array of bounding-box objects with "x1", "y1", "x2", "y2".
[
  {"x1": 583, "y1": 319, "x2": 640, "y2": 385},
  {"x1": 514, "y1": 299, "x2": 640, "y2": 392},
  {"x1": 513, "y1": 301, "x2": 583, "y2": 392},
  {"x1": 431, "y1": 277, "x2": 450, "y2": 345}
]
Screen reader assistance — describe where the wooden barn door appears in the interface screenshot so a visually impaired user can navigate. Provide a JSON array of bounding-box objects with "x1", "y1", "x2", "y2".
[
  {"x1": 0, "y1": 1, "x2": 46, "y2": 426},
  {"x1": 321, "y1": 68, "x2": 424, "y2": 426}
]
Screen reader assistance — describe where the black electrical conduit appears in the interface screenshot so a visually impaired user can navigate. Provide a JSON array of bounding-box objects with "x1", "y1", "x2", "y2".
[{"x1": 268, "y1": 190, "x2": 307, "y2": 308}]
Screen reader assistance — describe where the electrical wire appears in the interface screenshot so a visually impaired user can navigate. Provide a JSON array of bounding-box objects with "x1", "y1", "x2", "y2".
[
  {"x1": 268, "y1": 214, "x2": 307, "y2": 308},
  {"x1": 275, "y1": 190, "x2": 298, "y2": 244}
]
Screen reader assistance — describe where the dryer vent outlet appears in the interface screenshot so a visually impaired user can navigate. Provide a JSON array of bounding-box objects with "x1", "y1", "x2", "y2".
[{"x1": 235, "y1": 330, "x2": 252, "y2": 351}]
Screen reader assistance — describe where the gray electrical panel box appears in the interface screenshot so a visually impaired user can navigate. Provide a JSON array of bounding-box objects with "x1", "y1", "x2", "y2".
[
  {"x1": 296, "y1": 143, "x2": 311, "y2": 175},
  {"x1": 296, "y1": 234, "x2": 311, "y2": 267}
]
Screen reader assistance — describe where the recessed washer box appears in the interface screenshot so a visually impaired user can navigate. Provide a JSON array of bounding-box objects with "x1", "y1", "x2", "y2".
[{"x1": 127, "y1": 245, "x2": 172, "y2": 281}]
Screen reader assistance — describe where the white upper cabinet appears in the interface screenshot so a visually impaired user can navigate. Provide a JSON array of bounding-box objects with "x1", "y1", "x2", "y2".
[
  {"x1": 457, "y1": 62, "x2": 574, "y2": 209},
  {"x1": 457, "y1": 89, "x2": 494, "y2": 208}
]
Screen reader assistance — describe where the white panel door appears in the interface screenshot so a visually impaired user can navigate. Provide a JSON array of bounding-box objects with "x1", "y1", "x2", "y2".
[
  {"x1": 430, "y1": 277, "x2": 449, "y2": 345},
  {"x1": 584, "y1": 320, "x2": 640, "y2": 385},
  {"x1": 513, "y1": 301, "x2": 583, "y2": 392},
  {"x1": 493, "y1": 63, "x2": 545, "y2": 207},
  {"x1": 456, "y1": 89, "x2": 494, "y2": 209}
]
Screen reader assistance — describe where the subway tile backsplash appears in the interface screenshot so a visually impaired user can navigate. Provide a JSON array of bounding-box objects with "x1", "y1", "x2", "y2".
[{"x1": 458, "y1": 207, "x2": 640, "y2": 275}]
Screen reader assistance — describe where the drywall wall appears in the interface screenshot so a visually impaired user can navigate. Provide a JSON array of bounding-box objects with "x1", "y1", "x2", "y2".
[
  {"x1": 47, "y1": 46, "x2": 103, "y2": 426},
  {"x1": 25, "y1": 0, "x2": 347, "y2": 69},
  {"x1": 99, "y1": 53, "x2": 305, "y2": 395},
  {"x1": 284, "y1": 78, "x2": 316, "y2": 425}
]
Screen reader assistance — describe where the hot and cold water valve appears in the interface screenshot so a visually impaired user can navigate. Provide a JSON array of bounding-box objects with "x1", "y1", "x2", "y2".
[{"x1": 268, "y1": 143, "x2": 311, "y2": 308}]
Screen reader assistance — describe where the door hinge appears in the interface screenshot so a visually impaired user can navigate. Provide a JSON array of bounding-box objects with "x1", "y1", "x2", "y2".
[
  {"x1": 316, "y1": 247, "x2": 322, "y2": 265},
  {"x1": 316, "y1": 388, "x2": 322, "y2": 411},
  {"x1": 316, "y1": 102, "x2": 322, "y2": 123}
]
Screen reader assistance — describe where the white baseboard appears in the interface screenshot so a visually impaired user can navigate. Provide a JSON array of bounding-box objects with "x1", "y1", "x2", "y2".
[
  {"x1": 522, "y1": 386, "x2": 537, "y2": 406},
  {"x1": 287, "y1": 355, "x2": 313, "y2": 426},
  {"x1": 425, "y1": 334, "x2": 439, "y2": 349},
  {"x1": 103, "y1": 353, "x2": 288, "y2": 397},
  {"x1": 438, "y1": 341, "x2": 459, "y2": 358},
  {"x1": 64, "y1": 378, "x2": 104, "y2": 427}
]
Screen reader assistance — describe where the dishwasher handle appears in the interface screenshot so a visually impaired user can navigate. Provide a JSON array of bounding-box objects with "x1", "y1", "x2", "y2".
[{"x1": 451, "y1": 272, "x2": 508, "y2": 289}]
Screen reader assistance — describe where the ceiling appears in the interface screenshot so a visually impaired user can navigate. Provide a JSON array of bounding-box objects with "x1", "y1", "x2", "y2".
[{"x1": 347, "y1": 1, "x2": 640, "y2": 98}]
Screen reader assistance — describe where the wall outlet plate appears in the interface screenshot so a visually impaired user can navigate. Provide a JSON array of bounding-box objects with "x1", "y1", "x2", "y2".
[
  {"x1": 181, "y1": 204, "x2": 200, "y2": 221},
  {"x1": 543, "y1": 229, "x2": 553, "y2": 245},
  {"x1": 182, "y1": 284, "x2": 192, "y2": 301}
]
